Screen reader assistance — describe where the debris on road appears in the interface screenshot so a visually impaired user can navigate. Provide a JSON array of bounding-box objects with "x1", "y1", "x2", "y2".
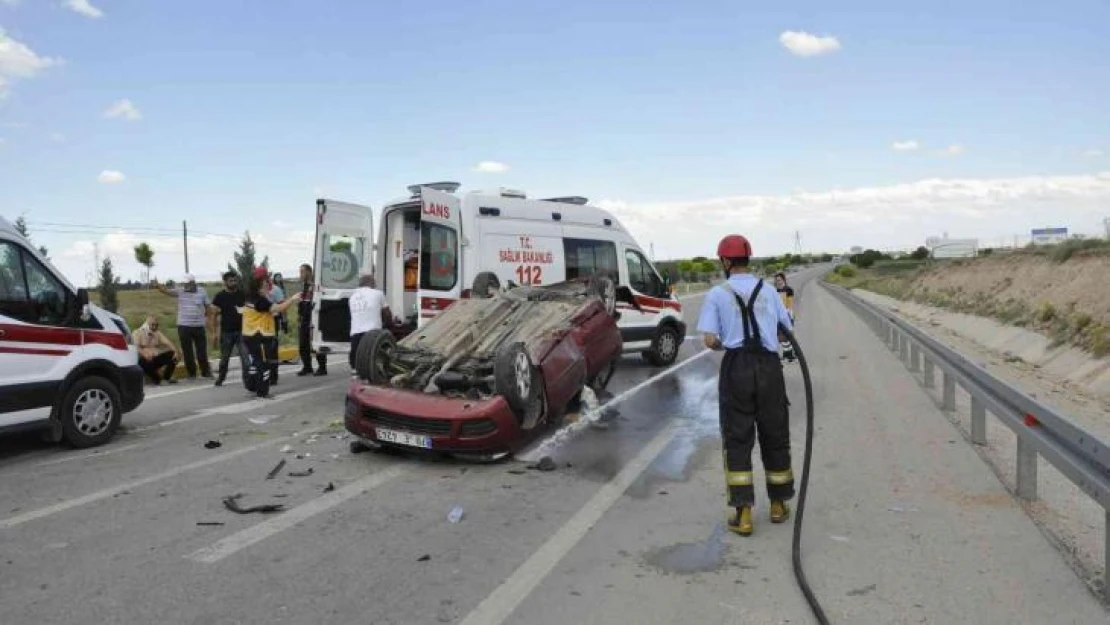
[
  {"x1": 887, "y1": 504, "x2": 919, "y2": 513},
  {"x1": 418, "y1": 554, "x2": 431, "y2": 562},
  {"x1": 204, "y1": 440, "x2": 222, "y2": 449},
  {"x1": 527, "y1": 457, "x2": 558, "y2": 472},
  {"x1": 223, "y1": 494, "x2": 285, "y2": 515},
  {"x1": 349, "y1": 440, "x2": 370, "y2": 454},
  {"x1": 265, "y1": 459, "x2": 286, "y2": 480},
  {"x1": 447, "y1": 506, "x2": 465, "y2": 523},
  {"x1": 280, "y1": 445, "x2": 294, "y2": 453},
  {"x1": 323, "y1": 482, "x2": 335, "y2": 493},
  {"x1": 248, "y1": 415, "x2": 279, "y2": 425},
  {"x1": 288, "y1": 468, "x2": 314, "y2": 477},
  {"x1": 196, "y1": 521, "x2": 226, "y2": 527}
]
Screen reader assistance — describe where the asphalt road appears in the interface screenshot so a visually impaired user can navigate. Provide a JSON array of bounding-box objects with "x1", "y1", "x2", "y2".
[{"x1": 1, "y1": 269, "x2": 1104, "y2": 625}]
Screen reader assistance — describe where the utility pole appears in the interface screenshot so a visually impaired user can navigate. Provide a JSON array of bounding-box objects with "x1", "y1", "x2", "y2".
[
  {"x1": 182, "y1": 220, "x2": 190, "y2": 273},
  {"x1": 794, "y1": 230, "x2": 802, "y2": 255},
  {"x1": 650, "y1": 242, "x2": 655, "y2": 262}
]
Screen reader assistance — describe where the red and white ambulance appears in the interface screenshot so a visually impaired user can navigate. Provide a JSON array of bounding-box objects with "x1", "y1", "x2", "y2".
[
  {"x1": 0, "y1": 217, "x2": 144, "y2": 447},
  {"x1": 312, "y1": 183, "x2": 685, "y2": 366}
]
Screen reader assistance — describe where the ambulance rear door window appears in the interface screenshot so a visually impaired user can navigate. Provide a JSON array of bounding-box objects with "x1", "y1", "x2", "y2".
[{"x1": 564, "y1": 239, "x2": 618, "y2": 280}]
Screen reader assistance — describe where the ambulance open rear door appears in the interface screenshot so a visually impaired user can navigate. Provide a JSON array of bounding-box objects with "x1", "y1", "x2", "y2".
[
  {"x1": 415, "y1": 187, "x2": 462, "y2": 326},
  {"x1": 311, "y1": 199, "x2": 374, "y2": 358}
]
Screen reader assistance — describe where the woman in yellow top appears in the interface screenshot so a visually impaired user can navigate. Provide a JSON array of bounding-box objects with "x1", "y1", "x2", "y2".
[{"x1": 242, "y1": 267, "x2": 301, "y2": 398}]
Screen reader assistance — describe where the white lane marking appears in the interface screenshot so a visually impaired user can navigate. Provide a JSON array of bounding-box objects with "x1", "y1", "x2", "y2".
[
  {"x1": 459, "y1": 422, "x2": 678, "y2": 625},
  {"x1": 185, "y1": 465, "x2": 408, "y2": 563},
  {"x1": 0, "y1": 437, "x2": 288, "y2": 530},
  {"x1": 34, "y1": 443, "x2": 142, "y2": 468},
  {"x1": 132, "y1": 384, "x2": 340, "y2": 433}
]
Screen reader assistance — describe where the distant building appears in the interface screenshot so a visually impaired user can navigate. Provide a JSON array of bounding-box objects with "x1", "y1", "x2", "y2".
[
  {"x1": 849, "y1": 246, "x2": 863, "y2": 254},
  {"x1": 926, "y1": 235, "x2": 978, "y2": 259}
]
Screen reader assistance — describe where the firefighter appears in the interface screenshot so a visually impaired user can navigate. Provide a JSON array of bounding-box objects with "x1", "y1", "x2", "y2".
[{"x1": 697, "y1": 235, "x2": 796, "y2": 536}]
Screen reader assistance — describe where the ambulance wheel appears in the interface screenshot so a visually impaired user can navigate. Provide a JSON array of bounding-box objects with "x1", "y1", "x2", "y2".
[
  {"x1": 58, "y1": 376, "x2": 121, "y2": 448},
  {"x1": 355, "y1": 329, "x2": 395, "y2": 384},
  {"x1": 644, "y1": 324, "x2": 681, "y2": 367},
  {"x1": 472, "y1": 272, "x2": 500, "y2": 299},
  {"x1": 494, "y1": 342, "x2": 542, "y2": 417},
  {"x1": 588, "y1": 275, "x2": 617, "y2": 316}
]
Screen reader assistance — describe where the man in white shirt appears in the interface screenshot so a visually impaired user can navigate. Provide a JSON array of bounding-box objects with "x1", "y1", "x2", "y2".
[{"x1": 347, "y1": 274, "x2": 388, "y2": 371}]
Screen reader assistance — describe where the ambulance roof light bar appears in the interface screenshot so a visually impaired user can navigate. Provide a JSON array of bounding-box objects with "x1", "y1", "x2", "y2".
[
  {"x1": 407, "y1": 181, "x2": 462, "y2": 196},
  {"x1": 540, "y1": 196, "x2": 589, "y2": 205}
]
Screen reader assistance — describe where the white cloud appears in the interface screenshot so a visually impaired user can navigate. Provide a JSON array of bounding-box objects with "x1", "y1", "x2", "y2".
[
  {"x1": 779, "y1": 30, "x2": 842, "y2": 57},
  {"x1": 98, "y1": 170, "x2": 125, "y2": 183},
  {"x1": 0, "y1": 28, "x2": 62, "y2": 97},
  {"x1": 64, "y1": 0, "x2": 103, "y2": 19},
  {"x1": 595, "y1": 171, "x2": 1110, "y2": 259},
  {"x1": 944, "y1": 144, "x2": 965, "y2": 156},
  {"x1": 474, "y1": 161, "x2": 510, "y2": 173},
  {"x1": 103, "y1": 98, "x2": 141, "y2": 121},
  {"x1": 1083, "y1": 148, "x2": 1104, "y2": 158},
  {"x1": 892, "y1": 140, "x2": 920, "y2": 152},
  {"x1": 1, "y1": 0, "x2": 22, "y2": 6}
]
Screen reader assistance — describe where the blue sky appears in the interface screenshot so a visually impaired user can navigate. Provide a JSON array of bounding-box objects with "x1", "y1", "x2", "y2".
[{"x1": 1, "y1": 0, "x2": 1108, "y2": 282}]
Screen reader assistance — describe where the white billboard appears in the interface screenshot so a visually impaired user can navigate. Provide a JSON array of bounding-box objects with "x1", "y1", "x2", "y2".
[
  {"x1": 926, "y1": 236, "x2": 978, "y2": 258},
  {"x1": 1031, "y1": 227, "x2": 1068, "y2": 245}
]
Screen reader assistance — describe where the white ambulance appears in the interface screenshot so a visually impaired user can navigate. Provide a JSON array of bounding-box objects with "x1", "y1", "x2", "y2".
[
  {"x1": 0, "y1": 217, "x2": 144, "y2": 447},
  {"x1": 312, "y1": 182, "x2": 685, "y2": 367}
]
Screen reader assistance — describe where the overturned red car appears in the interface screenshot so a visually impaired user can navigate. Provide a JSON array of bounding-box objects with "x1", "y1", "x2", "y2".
[{"x1": 344, "y1": 277, "x2": 631, "y2": 460}]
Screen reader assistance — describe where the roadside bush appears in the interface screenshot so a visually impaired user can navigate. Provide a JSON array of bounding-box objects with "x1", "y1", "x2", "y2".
[
  {"x1": 1049, "y1": 238, "x2": 1110, "y2": 262},
  {"x1": 1035, "y1": 301, "x2": 1056, "y2": 323},
  {"x1": 835, "y1": 265, "x2": 857, "y2": 278}
]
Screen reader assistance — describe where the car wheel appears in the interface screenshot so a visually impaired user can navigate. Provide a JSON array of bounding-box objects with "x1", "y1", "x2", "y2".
[
  {"x1": 355, "y1": 329, "x2": 396, "y2": 384},
  {"x1": 494, "y1": 342, "x2": 542, "y2": 417},
  {"x1": 645, "y1": 324, "x2": 681, "y2": 367},
  {"x1": 58, "y1": 376, "x2": 121, "y2": 448},
  {"x1": 588, "y1": 275, "x2": 617, "y2": 316},
  {"x1": 472, "y1": 272, "x2": 500, "y2": 299}
]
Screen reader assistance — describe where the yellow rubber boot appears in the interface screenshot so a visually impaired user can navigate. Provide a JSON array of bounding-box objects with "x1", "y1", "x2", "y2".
[
  {"x1": 770, "y1": 500, "x2": 790, "y2": 524},
  {"x1": 728, "y1": 506, "x2": 754, "y2": 536}
]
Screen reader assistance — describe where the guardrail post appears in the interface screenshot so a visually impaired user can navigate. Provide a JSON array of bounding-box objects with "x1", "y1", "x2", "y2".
[
  {"x1": 1105, "y1": 513, "x2": 1110, "y2": 601},
  {"x1": 1015, "y1": 436, "x2": 1038, "y2": 500},
  {"x1": 923, "y1": 358, "x2": 935, "y2": 388},
  {"x1": 888, "y1": 325, "x2": 898, "y2": 352},
  {"x1": 970, "y1": 396, "x2": 987, "y2": 445},
  {"x1": 942, "y1": 371, "x2": 956, "y2": 411},
  {"x1": 910, "y1": 343, "x2": 921, "y2": 373}
]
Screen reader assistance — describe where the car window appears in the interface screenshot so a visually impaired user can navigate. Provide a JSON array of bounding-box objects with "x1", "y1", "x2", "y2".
[
  {"x1": 564, "y1": 238, "x2": 618, "y2": 280},
  {"x1": 0, "y1": 242, "x2": 70, "y2": 326},
  {"x1": 420, "y1": 222, "x2": 458, "y2": 291},
  {"x1": 625, "y1": 249, "x2": 664, "y2": 297}
]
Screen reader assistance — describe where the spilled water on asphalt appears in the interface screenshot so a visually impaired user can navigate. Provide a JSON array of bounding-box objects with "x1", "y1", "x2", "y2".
[{"x1": 644, "y1": 522, "x2": 729, "y2": 574}]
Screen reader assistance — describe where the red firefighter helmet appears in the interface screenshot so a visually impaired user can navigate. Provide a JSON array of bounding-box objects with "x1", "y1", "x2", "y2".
[{"x1": 717, "y1": 234, "x2": 753, "y2": 259}]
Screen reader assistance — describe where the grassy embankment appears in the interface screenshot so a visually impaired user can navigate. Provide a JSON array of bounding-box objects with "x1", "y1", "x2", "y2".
[{"x1": 825, "y1": 238, "x2": 1110, "y2": 358}]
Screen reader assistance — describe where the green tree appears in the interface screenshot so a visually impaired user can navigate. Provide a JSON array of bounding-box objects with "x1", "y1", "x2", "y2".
[
  {"x1": 228, "y1": 231, "x2": 269, "y2": 282},
  {"x1": 133, "y1": 242, "x2": 155, "y2": 284},
  {"x1": 910, "y1": 246, "x2": 930, "y2": 261},
  {"x1": 14, "y1": 216, "x2": 49, "y2": 259},
  {"x1": 98, "y1": 257, "x2": 120, "y2": 313}
]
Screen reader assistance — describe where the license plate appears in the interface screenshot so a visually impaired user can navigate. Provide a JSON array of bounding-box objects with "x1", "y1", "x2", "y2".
[{"x1": 375, "y1": 427, "x2": 433, "y2": 449}]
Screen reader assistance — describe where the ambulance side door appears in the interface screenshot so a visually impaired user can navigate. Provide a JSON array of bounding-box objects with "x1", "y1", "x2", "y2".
[
  {"x1": 417, "y1": 188, "x2": 463, "y2": 321},
  {"x1": 312, "y1": 199, "x2": 374, "y2": 353},
  {"x1": 476, "y1": 211, "x2": 565, "y2": 290}
]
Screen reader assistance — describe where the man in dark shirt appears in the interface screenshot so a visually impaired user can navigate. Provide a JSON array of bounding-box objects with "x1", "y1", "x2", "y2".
[{"x1": 210, "y1": 271, "x2": 246, "y2": 386}]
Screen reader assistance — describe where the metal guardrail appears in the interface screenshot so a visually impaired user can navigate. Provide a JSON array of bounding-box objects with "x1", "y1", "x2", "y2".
[{"x1": 823, "y1": 282, "x2": 1110, "y2": 595}]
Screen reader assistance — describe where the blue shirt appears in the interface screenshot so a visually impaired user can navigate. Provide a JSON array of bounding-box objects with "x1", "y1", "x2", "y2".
[{"x1": 697, "y1": 274, "x2": 793, "y2": 352}]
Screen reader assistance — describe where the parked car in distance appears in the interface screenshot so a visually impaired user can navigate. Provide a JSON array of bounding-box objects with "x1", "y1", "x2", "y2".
[{"x1": 344, "y1": 276, "x2": 633, "y2": 460}]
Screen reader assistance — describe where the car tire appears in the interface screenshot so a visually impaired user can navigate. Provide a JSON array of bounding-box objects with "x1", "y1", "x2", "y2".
[
  {"x1": 472, "y1": 272, "x2": 500, "y2": 299},
  {"x1": 494, "y1": 342, "x2": 542, "y2": 416},
  {"x1": 644, "y1": 324, "x2": 681, "y2": 367},
  {"x1": 58, "y1": 376, "x2": 122, "y2": 449},
  {"x1": 588, "y1": 275, "x2": 617, "y2": 316},
  {"x1": 355, "y1": 329, "x2": 396, "y2": 384}
]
